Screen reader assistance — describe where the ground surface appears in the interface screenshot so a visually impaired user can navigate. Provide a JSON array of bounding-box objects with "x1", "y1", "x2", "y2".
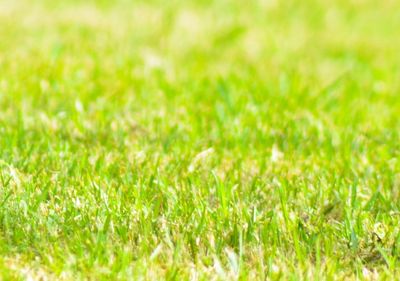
[{"x1": 1, "y1": 0, "x2": 400, "y2": 280}]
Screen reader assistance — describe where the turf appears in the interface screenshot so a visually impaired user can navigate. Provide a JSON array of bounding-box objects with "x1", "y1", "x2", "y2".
[{"x1": 1, "y1": 0, "x2": 400, "y2": 279}]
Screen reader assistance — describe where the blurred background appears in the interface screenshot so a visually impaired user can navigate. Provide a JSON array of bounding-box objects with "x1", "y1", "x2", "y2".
[{"x1": 1, "y1": 0, "x2": 400, "y2": 155}]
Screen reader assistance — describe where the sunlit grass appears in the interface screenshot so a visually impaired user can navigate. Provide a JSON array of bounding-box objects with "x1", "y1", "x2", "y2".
[{"x1": 1, "y1": 0, "x2": 400, "y2": 279}]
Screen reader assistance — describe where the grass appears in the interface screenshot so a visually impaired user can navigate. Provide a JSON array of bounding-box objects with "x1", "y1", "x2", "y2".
[{"x1": 1, "y1": 0, "x2": 400, "y2": 279}]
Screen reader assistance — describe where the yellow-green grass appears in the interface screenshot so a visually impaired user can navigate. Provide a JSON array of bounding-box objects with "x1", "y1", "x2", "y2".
[{"x1": 1, "y1": 0, "x2": 400, "y2": 279}]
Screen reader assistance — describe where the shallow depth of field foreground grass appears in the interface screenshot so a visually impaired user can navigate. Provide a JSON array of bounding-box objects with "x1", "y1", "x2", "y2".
[{"x1": 1, "y1": 0, "x2": 400, "y2": 279}]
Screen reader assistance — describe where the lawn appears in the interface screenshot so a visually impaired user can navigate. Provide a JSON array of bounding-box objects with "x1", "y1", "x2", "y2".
[{"x1": 1, "y1": 0, "x2": 400, "y2": 279}]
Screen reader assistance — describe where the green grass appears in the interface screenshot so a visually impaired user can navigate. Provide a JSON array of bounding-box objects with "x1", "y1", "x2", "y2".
[{"x1": 1, "y1": 0, "x2": 400, "y2": 279}]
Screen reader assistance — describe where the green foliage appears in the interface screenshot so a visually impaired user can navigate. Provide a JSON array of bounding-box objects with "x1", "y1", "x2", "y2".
[{"x1": 1, "y1": 0, "x2": 400, "y2": 279}]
